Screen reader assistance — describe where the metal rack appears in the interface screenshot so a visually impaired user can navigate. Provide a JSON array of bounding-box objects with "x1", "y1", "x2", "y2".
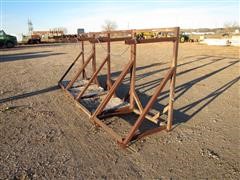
[{"x1": 58, "y1": 27, "x2": 180, "y2": 148}]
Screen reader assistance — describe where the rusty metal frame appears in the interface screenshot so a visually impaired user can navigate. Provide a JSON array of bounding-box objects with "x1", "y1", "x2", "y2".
[{"x1": 58, "y1": 27, "x2": 179, "y2": 148}]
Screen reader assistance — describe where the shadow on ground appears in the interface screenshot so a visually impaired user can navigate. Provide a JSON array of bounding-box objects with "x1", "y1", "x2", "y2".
[
  {"x1": 0, "y1": 43, "x2": 71, "y2": 51},
  {"x1": 0, "y1": 85, "x2": 59, "y2": 104},
  {"x1": 0, "y1": 51, "x2": 65, "y2": 63},
  {"x1": 97, "y1": 55, "x2": 240, "y2": 132}
]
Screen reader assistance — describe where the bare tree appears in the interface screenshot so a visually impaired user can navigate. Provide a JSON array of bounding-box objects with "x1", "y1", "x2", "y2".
[{"x1": 102, "y1": 20, "x2": 117, "y2": 31}]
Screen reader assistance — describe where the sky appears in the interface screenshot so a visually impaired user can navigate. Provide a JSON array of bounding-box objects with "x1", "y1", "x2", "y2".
[{"x1": 0, "y1": 0, "x2": 239, "y2": 40}]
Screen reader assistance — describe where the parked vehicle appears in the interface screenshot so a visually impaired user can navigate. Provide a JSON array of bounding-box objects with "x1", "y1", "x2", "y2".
[
  {"x1": 0, "y1": 30, "x2": 17, "y2": 48},
  {"x1": 180, "y1": 33, "x2": 190, "y2": 43},
  {"x1": 22, "y1": 34, "x2": 41, "y2": 44}
]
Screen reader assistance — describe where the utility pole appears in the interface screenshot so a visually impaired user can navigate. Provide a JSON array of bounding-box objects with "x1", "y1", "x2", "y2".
[{"x1": 28, "y1": 18, "x2": 33, "y2": 34}]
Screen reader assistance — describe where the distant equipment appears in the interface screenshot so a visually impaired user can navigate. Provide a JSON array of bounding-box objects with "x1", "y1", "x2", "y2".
[
  {"x1": 22, "y1": 34, "x2": 41, "y2": 44},
  {"x1": 179, "y1": 33, "x2": 190, "y2": 43},
  {"x1": 77, "y1": 28, "x2": 85, "y2": 35}
]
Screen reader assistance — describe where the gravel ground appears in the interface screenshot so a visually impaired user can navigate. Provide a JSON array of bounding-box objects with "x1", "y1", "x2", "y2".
[{"x1": 0, "y1": 42, "x2": 239, "y2": 179}]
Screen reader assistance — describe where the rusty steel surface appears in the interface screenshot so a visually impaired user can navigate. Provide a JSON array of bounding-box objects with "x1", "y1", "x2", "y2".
[{"x1": 58, "y1": 27, "x2": 180, "y2": 148}]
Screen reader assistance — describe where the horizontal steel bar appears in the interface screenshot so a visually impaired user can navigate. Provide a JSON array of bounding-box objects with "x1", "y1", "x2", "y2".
[
  {"x1": 125, "y1": 37, "x2": 176, "y2": 44},
  {"x1": 74, "y1": 27, "x2": 180, "y2": 43},
  {"x1": 86, "y1": 27, "x2": 178, "y2": 36},
  {"x1": 77, "y1": 37, "x2": 95, "y2": 41},
  {"x1": 89, "y1": 36, "x2": 132, "y2": 43}
]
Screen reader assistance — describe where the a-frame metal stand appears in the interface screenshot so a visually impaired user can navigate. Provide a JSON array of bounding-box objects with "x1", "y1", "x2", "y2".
[{"x1": 59, "y1": 27, "x2": 179, "y2": 148}]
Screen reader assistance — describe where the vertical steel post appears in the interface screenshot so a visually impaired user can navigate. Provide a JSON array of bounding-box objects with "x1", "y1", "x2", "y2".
[
  {"x1": 107, "y1": 32, "x2": 112, "y2": 90},
  {"x1": 167, "y1": 27, "x2": 179, "y2": 131},
  {"x1": 81, "y1": 40, "x2": 86, "y2": 79},
  {"x1": 129, "y1": 30, "x2": 136, "y2": 110},
  {"x1": 92, "y1": 34, "x2": 98, "y2": 85}
]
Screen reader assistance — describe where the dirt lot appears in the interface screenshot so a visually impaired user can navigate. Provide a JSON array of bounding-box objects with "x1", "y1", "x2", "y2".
[{"x1": 0, "y1": 42, "x2": 239, "y2": 179}]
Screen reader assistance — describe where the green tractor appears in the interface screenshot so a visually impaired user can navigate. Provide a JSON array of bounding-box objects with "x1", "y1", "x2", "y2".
[
  {"x1": 179, "y1": 33, "x2": 190, "y2": 43},
  {"x1": 0, "y1": 30, "x2": 17, "y2": 48}
]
